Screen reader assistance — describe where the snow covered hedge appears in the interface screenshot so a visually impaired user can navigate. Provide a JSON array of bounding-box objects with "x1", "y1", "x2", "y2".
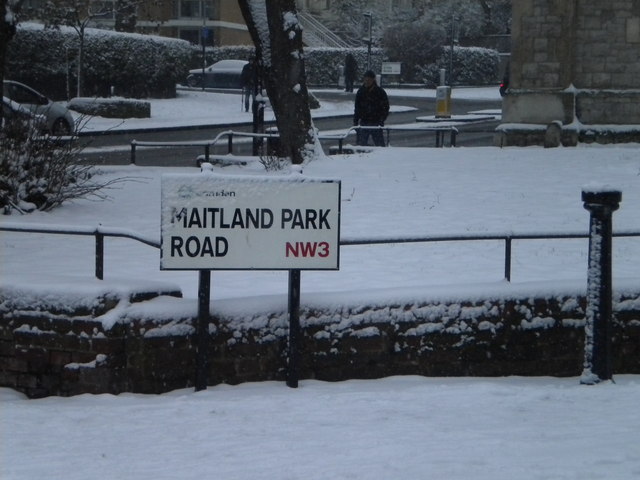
[
  {"x1": 189, "y1": 46, "x2": 383, "y2": 87},
  {"x1": 6, "y1": 23, "x2": 192, "y2": 99},
  {"x1": 192, "y1": 45, "x2": 496, "y2": 87},
  {"x1": 421, "y1": 46, "x2": 501, "y2": 87}
]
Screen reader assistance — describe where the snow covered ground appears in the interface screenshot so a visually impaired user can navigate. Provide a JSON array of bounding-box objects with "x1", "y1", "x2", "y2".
[
  {"x1": 2, "y1": 87, "x2": 640, "y2": 480},
  {"x1": 3, "y1": 376, "x2": 640, "y2": 480}
]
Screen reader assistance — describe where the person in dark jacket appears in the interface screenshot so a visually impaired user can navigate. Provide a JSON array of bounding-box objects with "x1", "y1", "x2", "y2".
[
  {"x1": 344, "y1": 53, "x2": 358, "y2": 93},
  {"x1": 353, "y1": 70, "x2": 390, "y2": 146},
  {"x1": 240, "y1": 57, "x2": 256, "y2": 112}
]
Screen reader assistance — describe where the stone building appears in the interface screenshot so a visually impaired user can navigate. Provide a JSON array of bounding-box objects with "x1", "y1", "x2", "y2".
[{"x1": 497, "y1": 0, "x2": 640, "y2": 146}]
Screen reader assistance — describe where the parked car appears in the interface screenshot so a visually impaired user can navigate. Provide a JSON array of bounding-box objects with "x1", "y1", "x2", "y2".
[
  {"x1": 2, "y1": 96, "x2": 48, "y2": 134},
  {"x1": 186, "y1": 59, "x2": 248, "y2": 89},
  {"x1": 3, "y1": 80, "x2": 75, "y2": 135}
]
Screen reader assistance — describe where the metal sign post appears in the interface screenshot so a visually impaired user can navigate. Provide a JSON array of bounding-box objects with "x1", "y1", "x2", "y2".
[
  {"x1": 161, "y1": 174, "x2": 341, "y2": 391},
  {"x1": 195, "y1": 269, "x2": 211, "y2": 391},
  {"x1": 286, "y1": 269, "x2": 301, "y2": 388}
]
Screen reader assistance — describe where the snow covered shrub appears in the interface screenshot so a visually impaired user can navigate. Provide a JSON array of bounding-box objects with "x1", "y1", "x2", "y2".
[
  {"x1": 0, "y1": 119, "x2": 122, "y2": 213},
  {"x1": 6, "y1": 24, "x2": 192, "y2": 99},
  {"x1": 4, "y1": 25, "x2": 70, "y2": 99},
  {"x1": 303, "y1": 47, "x2": 379, "y2": 86},
  {"x1": 421, "y1": 46, "x2": 500, "y2": 87},
  {"x1": 191, "y1": 46, "x2": 382, "y2": 87},
  {"x1": 383, "y1": 20, "x2": 446, "y2": 83},
  {"x1": 68, "y1": 98, "x2": 151, "y2": 118}
]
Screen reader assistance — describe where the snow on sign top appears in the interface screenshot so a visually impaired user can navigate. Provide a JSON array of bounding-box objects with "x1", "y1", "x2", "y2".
[{"x1": 161, "y1": 173, "x2": 341, "y2": 271}]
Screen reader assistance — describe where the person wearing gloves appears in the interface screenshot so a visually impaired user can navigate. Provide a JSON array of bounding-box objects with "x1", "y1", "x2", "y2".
[{"x1": 353, "y1": 70, "x2": 390, "y2": 146}]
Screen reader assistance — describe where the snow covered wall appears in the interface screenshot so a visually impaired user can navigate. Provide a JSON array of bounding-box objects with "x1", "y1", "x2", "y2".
[{"x1": 1, "y1": 281, "x2": 639, "y2": 398}]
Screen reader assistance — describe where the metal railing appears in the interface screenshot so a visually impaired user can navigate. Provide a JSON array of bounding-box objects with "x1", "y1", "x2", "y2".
[
  {"x1": 298, "y1": 12, "x2": 351, "y2": 48},
  {"x1": 0, "y1": 222, "x2": 159, "y2": 280},
  {"x1": 129, "y1": 126, "x2": 458, "y2": 164},
  {"x1": 2, "y1": 222, "x2": 638, "y2": 282}
]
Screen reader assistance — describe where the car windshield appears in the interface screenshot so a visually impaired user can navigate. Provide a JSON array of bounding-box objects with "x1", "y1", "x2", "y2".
[{"x1": 3, "y1": 82, "x2": 45, "y2": 104}]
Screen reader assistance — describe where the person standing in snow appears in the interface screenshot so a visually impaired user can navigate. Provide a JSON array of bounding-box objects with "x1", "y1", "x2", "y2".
[
  {"x1": 353, "y1": 70, "x2": 389, "y2": 147},
  {"x1": 240, "y1": 57, "x2": 257, "y2": 113},
  {"x1": 344, "y1": 53, "x2": 358, "y2": 93}
]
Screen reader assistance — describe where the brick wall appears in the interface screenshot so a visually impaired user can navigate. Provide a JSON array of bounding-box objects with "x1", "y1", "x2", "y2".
[{"x1": 2, "y1": 286, "x2": 639, "y2": 398}]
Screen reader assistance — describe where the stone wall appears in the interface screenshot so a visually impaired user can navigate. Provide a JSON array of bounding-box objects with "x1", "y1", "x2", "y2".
[
  {"x1": 2, "y1": 284, "x2": 639, "y2": 398},
  {"x1": 497, "y1": 0, "x2": 640, "y2": 146}
]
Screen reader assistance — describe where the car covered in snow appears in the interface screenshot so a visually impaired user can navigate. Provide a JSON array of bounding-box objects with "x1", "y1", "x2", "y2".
[
  {"x1": 3, "y1": 80, "x2": 75, "y2": 135},
  {"x1": 186, "y1": 59, "x2": 248, "y2": 89}
]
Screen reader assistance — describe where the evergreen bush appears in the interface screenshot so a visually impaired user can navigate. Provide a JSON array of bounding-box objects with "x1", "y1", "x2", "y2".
[
  {"x1": 6, "y1": 23, "x2": 192, "y2": 100},
  {"x1": 188, "y1": 45, "x2": 383, "y2": 88},
  {"x1": 421, "y1": 46, "x2": 500, "y2": 87}
]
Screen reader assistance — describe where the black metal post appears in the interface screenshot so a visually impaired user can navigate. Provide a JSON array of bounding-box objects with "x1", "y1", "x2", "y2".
[
  {"x1": 95, "y1": 230, "x2": 104, "y2": 280},
  {"x1": 504, "y1": 236, "x2": 512, "y2": 282},
  {"x1": 252, "y1": 64, "x2": 264, "y2": 156},
  {"x1": 364, "y1": 12, "x2": 372, "y2": 71},
  {"x1": 286, "y1": 269, "x2": 301, "y2": 388},
  {"x1": 581, "y1": 189, "x2": 621, "y2": 384},
  {"x1": 130, "y1": 142, "x2": 136, "y2": 165},
  {"x1": 227, "y1": 132, "x2": 233, "y2": 154},
  {"x1": 195, "y1": 270, "x2": 211, "y2": 391},
  {"x1": 204, "y1": 144, "x2": 210, "y2": 163}
]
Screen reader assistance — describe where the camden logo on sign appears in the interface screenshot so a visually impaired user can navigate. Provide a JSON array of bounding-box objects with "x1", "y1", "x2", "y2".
[{"x1": 161, "y1": 173, "x2": 341, "y2": 271}]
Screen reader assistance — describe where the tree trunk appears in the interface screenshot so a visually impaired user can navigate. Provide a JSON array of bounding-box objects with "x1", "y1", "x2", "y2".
[
  {"x1": 1, "y1": 0, "x2": 22, "y2": 122},
  {"x1": 238, "y1": 0, "x2": 321, "y2": 164}
]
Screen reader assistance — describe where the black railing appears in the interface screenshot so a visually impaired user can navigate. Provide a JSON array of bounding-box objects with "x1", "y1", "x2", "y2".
[
  {"x1": 2, "y1": 223, "x2": 638, "y2": 282},
  {"x1": 129, "y1": 126, "x2": 458, "y2": 164},
  {"x1": 0, "y1": 222, "x2": 159, "y2": 280}
]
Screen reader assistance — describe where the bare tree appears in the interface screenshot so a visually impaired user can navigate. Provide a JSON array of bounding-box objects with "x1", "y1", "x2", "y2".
[
  {"x1": 44, "y1": 0, "x2": 113, "y2": 97},
  {"x1": 237, "y1": 0, "x2": 321, "y2": 165}
]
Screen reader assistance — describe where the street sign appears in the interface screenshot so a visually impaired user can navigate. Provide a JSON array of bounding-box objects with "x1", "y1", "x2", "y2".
[
  {"x1": 161, "y1": 173, "x2": 341, "y2": 270},
  {"x1": 381, "y1": 62, "x2": 401, "y2": 75}
]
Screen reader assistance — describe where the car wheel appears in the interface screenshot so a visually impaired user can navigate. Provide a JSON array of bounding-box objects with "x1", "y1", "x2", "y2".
[{"x1": 52, "y1": 118, "x2": 72, "y2": 136}]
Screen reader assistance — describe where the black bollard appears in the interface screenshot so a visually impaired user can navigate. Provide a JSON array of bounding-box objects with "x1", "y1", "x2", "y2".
[{"x1": 580, "y1": 189, "x2": 621, "y2": 384}]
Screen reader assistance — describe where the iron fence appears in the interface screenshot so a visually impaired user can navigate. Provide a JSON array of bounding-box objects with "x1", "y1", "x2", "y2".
[
  {"x1": 1, "y1": 222, "x2": 638, "y2": 282},
  {"x1": 129, "y1": 126, "x2": 459, "y2": 164}
]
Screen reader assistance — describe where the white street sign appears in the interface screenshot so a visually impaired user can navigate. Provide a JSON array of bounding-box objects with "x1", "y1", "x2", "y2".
[{"x1": 161, "y1": 173, "x2": 341, "y2": 270}]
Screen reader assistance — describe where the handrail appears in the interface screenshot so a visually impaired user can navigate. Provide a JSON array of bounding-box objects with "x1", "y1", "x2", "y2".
[
  {"x1": 129, "y1": 125, "x2": 459, "y2": 163},
  {"x1": 0, "y1": 222, "x2": 159, "y2": 280},
  {"x1": 2, "y1": 222, "x2": 638, "y2": 283},
  {"x1": 298, "y1": 12, "x2": 351, "y2": 48}
]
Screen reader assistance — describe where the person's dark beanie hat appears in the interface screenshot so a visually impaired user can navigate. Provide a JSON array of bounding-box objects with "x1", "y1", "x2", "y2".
[{"x1": 364, "y1": 70, "x2": 376, "y2": 78}]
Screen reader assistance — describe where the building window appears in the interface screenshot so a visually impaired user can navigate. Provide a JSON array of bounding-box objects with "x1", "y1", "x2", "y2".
[
  {"x1": 179, "y1": 0, "x2": 215, "y2": 19},
  {"x1": 180, "y1": 0, "x2": 201, "y2": 18},
  {"x1": 180, "y1": 28, "x2": 215, "y2": 46}
]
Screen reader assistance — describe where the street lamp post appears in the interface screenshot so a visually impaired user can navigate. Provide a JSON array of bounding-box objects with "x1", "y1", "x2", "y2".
[
  {"x1": 449, "y1": 16, "x2": 458, "y2": 85},
  {"x1": 201, "y1": 0, "x2": 207, "y2": 91},
  {"x1": 363, "y1": 12, "x2": 372, "y2": 71}
]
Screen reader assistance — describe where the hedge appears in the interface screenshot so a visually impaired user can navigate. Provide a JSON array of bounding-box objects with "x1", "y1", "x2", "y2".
[
  {"x1": 188, "y1": 45, "x2": 384, "y2": 87},
  {"x1": 6, "y1": 23, "x2": 497, "y2": 101},
  {"x1": 6, "y1": 23, "x2": 192, "y2": 100},
  {"x1": 421, "y1": 46, "x2": 500, "y2": 87}
]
